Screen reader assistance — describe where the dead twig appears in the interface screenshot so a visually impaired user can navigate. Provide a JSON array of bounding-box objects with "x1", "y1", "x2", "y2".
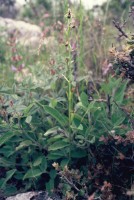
[
  {"x1": 58, "y1": 171, "x2": 89, "y2": 199},
  {"x1": 113, "y1": 20, "x2": 128, "y2": 38}
]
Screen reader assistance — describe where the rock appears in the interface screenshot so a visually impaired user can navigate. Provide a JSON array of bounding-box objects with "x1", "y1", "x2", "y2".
[
  {"x1": 6, "y1": 192, "x2": 37, "y2": 200},
  {"x1": 31, "y1": 191, "x2": 61, "y2": 200},
  {"x1": 0, "y1": 17, "x2": 58, "y2": 52},
  {"x1": 0, "y1": 17, "x2": 42, "y2": 48},
  {"x1": 6, "y1": 192, "x2": 61, "y2": 200},
  {"x1": 126, "y1": 184, "x2": 134, "y2": 196}
]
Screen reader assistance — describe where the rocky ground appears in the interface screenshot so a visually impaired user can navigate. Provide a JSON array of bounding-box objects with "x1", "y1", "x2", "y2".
[{"x1": 0, "y1": 191, "x2": 61, "y2": 200}]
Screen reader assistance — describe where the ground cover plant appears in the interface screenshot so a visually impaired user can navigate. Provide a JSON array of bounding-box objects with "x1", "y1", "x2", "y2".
[{"x1": 0, "y1": 0, "x2": 134, "y2": 200}]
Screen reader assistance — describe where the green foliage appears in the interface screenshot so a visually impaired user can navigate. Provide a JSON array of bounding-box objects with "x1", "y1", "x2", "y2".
[
  {"x1": 0, "y1": 73, "x2": 133, "y2": 197},
  {"x1": 36, "y1": 0, "x2": 51, "y2": 10},
  {"x1": 22, "y1": 0, "x2": 51, "y2": 22},
  {"x1": 0, "y1": 3, "x2": 133, "y2": 200},
  {"x1": 102, "y1": 0, "x2": 130, "y2": 20},
  {"x1": 0, "y1": 39, "x2": 7, "y2": 63}
]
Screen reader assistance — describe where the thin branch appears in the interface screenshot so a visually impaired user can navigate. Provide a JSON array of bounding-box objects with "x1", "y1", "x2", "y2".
[
  {"x1": 58, "y1": 172, "x2": 89, "y2": 199},
  {"x1": 58, "y1": 172, "x2": 80, "y2": 192},
  {"x1": 113, "y1": 20, "x2": 128, "y2": 38}
]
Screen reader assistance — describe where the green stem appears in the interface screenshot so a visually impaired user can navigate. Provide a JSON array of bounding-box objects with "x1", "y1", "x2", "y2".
[
  {"x1": 68, "y1": 81, "x2": 72, "y2": 160},
  {"x1": 65, "y1": 12, "x2": 73, "y2": 160},
  {"x1": 68, "y1": 80, "x2": 72, "y2": 135}
]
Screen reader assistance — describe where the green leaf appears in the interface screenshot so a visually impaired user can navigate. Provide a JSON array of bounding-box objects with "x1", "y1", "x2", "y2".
[
  {"x1": 89, "y1": 136, "x2": 96, "y2": 144},
  {"x1": 14, "y1": 172, "x2": 24, "y2": 180},
  {"x1": 47, "y1": 135, "x2": 64, "y2": 144},
  {"x1": 44, "y1": 126, "x2": 60, "y2": 136},
  {"x1": 46, "y1": 170, "x2": 56, "y2": 192},
  {"x1": 114, "y1": 81, "x2": 128, "y2": 103},
  {"x1": 48, "y1": 140, "x2": 69, "y2": 151},
  {"x1": 73, "y1": 124, "x2": 84, "y2": 130},
  {"x1": 75, "y1": 135, "x2": 85, "y2": 140},
  {"x1": 80, "y1": 92, "x2": 88, "y2": 107},
  {"x1": 23, "y1": 168, "x2": 43, "y2": 180},
  {"x1": 3, "y1": 185, "x2": 17, "y2": 196},
  {"x1": 0, "y1": 158, "x2": 13, "y2": 167},
  {"x1": 1, "y1": 169, "x2": 16, "y2": 188},
  {"x1": 71, "y1": 149, "x2": 87, "y2": 158},
  {"x1": 49, "y1": 98, "x2": 57, "y2": 108},
  {"x1": 50, "y1": 169, "x2": 57, "y2": 179},
  {"x1": 15, "y1": 140, "x2": 33, "y2": 151},
  {"x1": 15, "y1": 105, "x2": 27, "y2": 112},
  {"x1": 0, "y1": 146, "x2": 15, "y2": 157},
  {"x1": 46, "y1": 179, "x2": 54, "y2": 193},
  {"x1": 40, "y1": 157, "x2": 47, "y2": 171},
  {"x1": 60, "y1": 159, "x2": 69, "y2": 168},
  {"x1": 44, "y1": 105, "x2": 68, "y2": 127},
  {"x1": 0, "y1": 132, "x2": 15, "y2": 147},
  {"x1": 77, "y1": 124, "x2": 83, "y2": 130},
  {"x1": 47, "y1": 152, "x2": 66, "y2": 160},
  {"x1": 25, "y1": 116, "x2": 32, "y2": 124},
  {"x1": 24, "y1": 103, "x2": 35, "y2": 115},
  {"x1": 33, "y1": 157, "x2": 43, "y2": 167},
  {"x1": 101, "y1": 77, "x2": 121, "y2": 95},
  {"x1": 113, "y1": 116, "x2": 125, "y2": 127}
]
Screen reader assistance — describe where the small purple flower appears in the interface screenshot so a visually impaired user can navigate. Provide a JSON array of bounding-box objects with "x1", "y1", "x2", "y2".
[
  {"x1": 11, "y1": 64, "x2": 25, "y2": 72},
  {"x1": 11, "y1": 65, "x2": 17, "y2": 72}
]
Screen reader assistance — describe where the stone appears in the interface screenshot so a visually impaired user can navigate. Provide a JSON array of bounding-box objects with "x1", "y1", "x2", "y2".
[
  {"x1": 6, "y1": 192, "x2": 37, "y2": 200},
  {"x1": 6, "y1": 192, "x2": 61, "y2": 200},
  {"x1": 0, "y1": 17, "x2": 42, "y2": 48},
  {"x1": 0, "y1": 17, "x2": 58, "y2": 52}
]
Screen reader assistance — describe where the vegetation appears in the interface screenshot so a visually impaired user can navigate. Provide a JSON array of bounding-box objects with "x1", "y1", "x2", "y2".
[{"x1": 0, "y1": 1, "x2": 134, "y2": 200}]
